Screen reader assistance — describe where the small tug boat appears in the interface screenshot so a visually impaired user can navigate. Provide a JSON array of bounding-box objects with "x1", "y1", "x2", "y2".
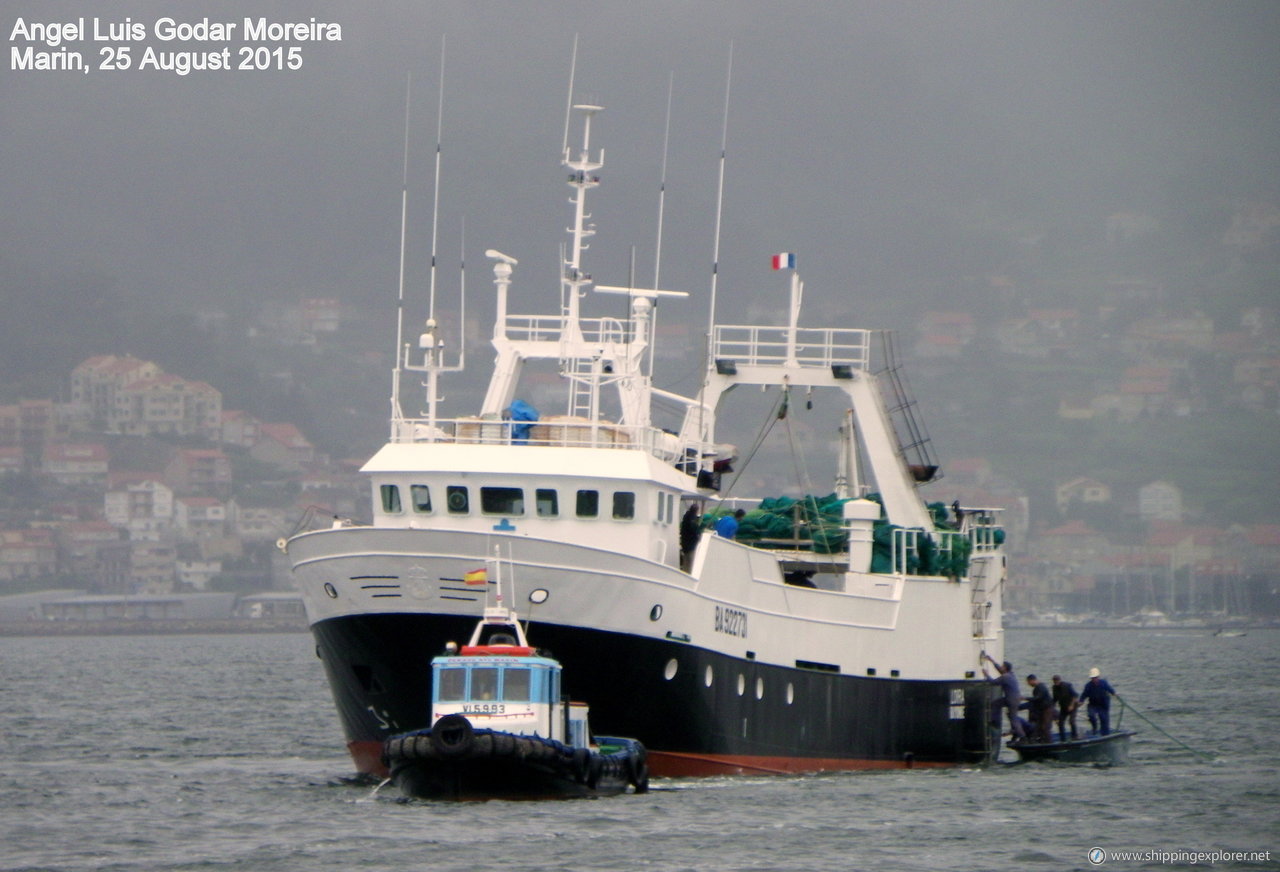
[
  {"x1": 382, "y1": 600, "x2": 649, "y2": 800},
  {"x1": 1007, "y1": 730, "x2": 1136, "y2": 765}
]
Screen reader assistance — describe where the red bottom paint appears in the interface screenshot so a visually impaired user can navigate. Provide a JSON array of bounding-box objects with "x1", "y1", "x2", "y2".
[
  {"x1": 647, "y1": 751, "x2": 952, "y2": 777},
  {"x1": 347, "y1": 739, "x2": 954, "y2": 780}
]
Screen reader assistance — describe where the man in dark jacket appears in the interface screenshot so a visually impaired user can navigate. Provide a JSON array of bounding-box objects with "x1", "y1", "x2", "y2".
[
  {"x1": 1025, "y1": 675, "x2": 1054, "y2": 742},
  {"x1": 1079, "y1": 667, "x2": 1117, "y2": 735},
  {"x1": 1051, "y1": 675, "x2": 1080, "y2": 741}
]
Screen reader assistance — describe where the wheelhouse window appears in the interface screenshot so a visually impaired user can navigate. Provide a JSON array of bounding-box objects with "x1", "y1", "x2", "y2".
[
  {"x1": 502, "y1": 667, "x2": 532, "y2": 701},
  {"x1": 576, "y1": 489, "x2": 599, "y2": 518},
  {"x1": 380, "y1": 484, "x2": 402, "y2": 514},
  {"x1": 436, "y1": 667, "x2": 466, "y2": 702},
  {"x1": 612, "y1": 491, "x2": 636, "y2": 520},
  {"x1": 536, "y1": 488, "x2": 558, "y2": 517},
  {"x1": 410, "y1": 484, "x2": 432, "y2": 513},
  {"x1": 471, "y1": 667, "x2": 499, "y2": 700},
  {"x1": 480, "y1": 486, "x2": 525, "y2": 516},
  {"x1": 446, "y1": 485, "x2": 469, "y2": 514}
]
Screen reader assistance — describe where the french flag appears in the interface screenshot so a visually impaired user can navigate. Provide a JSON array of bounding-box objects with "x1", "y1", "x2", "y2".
[{"x1": 771, "y1": 252, "x2": 797, "y2": 270}]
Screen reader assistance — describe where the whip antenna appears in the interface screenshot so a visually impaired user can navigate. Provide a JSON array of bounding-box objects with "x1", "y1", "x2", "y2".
[
  {"x1": 390, "y1": 72, "x2": 412, "y2": 426},
  {"x1": 708, "y1": 42, "x2": 732, "y2": 332},
  {"x1": 428, "y1": 36, "x2": 445, "y2": 317},
  {"x1": 561, "y1": 33, "x2": 579, "y2": 158},
  {"x1": 654, "y1": 72, "x2": 673, "y2": 290},
  {"x1": 695, "y1": 44, "x2": 733, "y2": 455}
]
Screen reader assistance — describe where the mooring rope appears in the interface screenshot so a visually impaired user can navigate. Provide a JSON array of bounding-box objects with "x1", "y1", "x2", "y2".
[{"x1": 1113, "y1": 693, "x2": 1215, "y2": 761}]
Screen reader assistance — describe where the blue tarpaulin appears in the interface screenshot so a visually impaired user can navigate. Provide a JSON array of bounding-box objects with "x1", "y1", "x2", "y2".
[{"x1": 507, "y1": 399, "x2": 539, "y2": 443}]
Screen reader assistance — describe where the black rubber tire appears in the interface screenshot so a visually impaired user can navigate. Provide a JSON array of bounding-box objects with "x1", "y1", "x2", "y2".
[
  {"x1": 586, "y1": 754, "x2": 604, "y2": 789},
  {"x1": 571, "y1": 747, "x2": 591, "y2": 783},
  {"x1": 430, "y1": 714, "x2": 474, "y2": 758}
]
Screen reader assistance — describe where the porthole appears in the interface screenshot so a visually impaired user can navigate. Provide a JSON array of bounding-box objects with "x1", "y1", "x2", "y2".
[
  {"x1": 663, "y1": 658, "x2": 679, "y2": 680},
  {"x1": 528, "y1": 588, "x2": 549, "y2": 604},
  {"x1": 649, "y1": 604, "x2": 663, "y2": 621},
  {"x1": 704, "y1": 665, "x2": 714, "y2": 687},
  {"x1": 755, "y1": 677, "x2": 764, "y2": 700},
  {"x1": 323, "y1": 582, "x2": 338, "y2": 599},
  {"x1": 786, "y1": 682, "x2": 795, "y2": 705},
  {"x1": 736, "y1": 674, "x2": 745, "y2": 696}
]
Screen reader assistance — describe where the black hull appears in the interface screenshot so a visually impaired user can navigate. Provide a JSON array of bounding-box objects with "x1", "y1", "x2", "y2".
[
  {"x1": 384, "y1": 723, "x2": 644, "y2": 801},
  {"x1": 1008, "y1": 731, "x2": 1135, "y2": 764},
  {"x1": 311, "y1": 612, "x2": 995, "y2": 776}
]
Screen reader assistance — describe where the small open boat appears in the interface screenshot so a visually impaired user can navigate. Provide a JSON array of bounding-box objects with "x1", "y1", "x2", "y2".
[
  {"x1": 382, "y1": 602, "x2": 648, "y2": 800},
  {"x1": 1007, "y1": 730, "x2": 1136, "y2": 764}
]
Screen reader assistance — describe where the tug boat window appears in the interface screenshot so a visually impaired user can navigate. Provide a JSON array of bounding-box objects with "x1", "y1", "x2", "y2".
[
  {"x1": 535, "y1": 488, "x2": 558, "y2": 517},
  {"x1": 446, "y1": 485, "x2": 469, "y2": 514},
  {"x1": 410, "y1": 484, "x2": 432, "y2": 513},
  {"x1": 436, "y1": 667, "x2": 466, "y2": 702},
  {"x1": 612, "y1": 491, "x2": 636, "y2": 520},
  {"x1": 481, "y1": 486, "x2": 525, "y2": 516},
  {"x1": 576, "y1": 489, "x2": 599, "y2": 518},
  {"x1": 502, "y1": 667, "x2": 532, "y2": 701},
  {"x1": 471, "y1": 667, "x2": 499, "y2": 700},
  {"x1": 380, "y1": 484, "x2": 402, "y2": 514}
]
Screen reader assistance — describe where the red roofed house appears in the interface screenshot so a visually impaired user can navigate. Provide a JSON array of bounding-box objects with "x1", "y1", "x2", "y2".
[
  {"x1": 114, "y1": 375, "x2": 222, "y2": 439},
  {"x1": 251, "y1": 423, "x2": 316, "y2": 472},
  {"x1": 70, "y1": 355, "x2": 161, "y2": 425}
]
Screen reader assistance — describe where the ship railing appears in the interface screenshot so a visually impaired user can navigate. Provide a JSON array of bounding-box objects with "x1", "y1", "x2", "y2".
[
  {"x1": 958, "y1": 507, "x2": 1005, "y2": 552},
  {"x1": 393, "y1": 415, "x2": 689, "y2": 463},
  {"x1": 502, "y1": 314, "x2": 627, "y2": 346},
  {"x1": 712, "y1": 325, "x2": 871, "y2": 370},
  {"x1": 890, "y1": 527, "x2": 973, "y2": 578}
]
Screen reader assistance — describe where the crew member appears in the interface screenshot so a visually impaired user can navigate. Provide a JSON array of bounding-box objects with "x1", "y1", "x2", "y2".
[
  {"x1": 1051, "y1": 674, "x2": 1079, "y2": 741},
  {"x1": 1080, "y1": 667, "x2": 1117, "y2": 736},
  {"x1": 981, "y1": 652, "x2": 1025, "y2": 742},
  {"x1": 1025, "y1": 674, "x2": 1053, "y2": 743},
  {"x1": 714, "y1": 508, "x2": 745, "y2": 539}
]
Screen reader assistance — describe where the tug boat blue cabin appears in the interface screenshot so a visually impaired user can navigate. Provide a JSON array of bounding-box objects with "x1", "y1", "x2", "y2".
[{"x1": 382, "y1": 605, "x2": 648, "y2": 800}]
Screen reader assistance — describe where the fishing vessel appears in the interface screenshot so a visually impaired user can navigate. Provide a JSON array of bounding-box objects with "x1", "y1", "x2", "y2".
[
  {"x1": 382, "y1": 588, "x2": 648, "y2": 800},
  {"x1": 284, "y1": 96, "x2": 1008, "y2": 778}
]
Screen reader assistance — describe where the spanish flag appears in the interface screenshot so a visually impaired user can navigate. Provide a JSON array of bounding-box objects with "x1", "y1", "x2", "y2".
[{"x1": 463, "y1": 567, "x2": 487, "y2": 586}]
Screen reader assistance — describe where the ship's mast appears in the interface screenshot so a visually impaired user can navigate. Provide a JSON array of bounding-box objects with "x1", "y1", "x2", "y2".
[
  {"x1": 398, "y1": 42, "x2": 464, "y2": 440},
  {"x1": 561, "y1": 103, "x2": 603, "y2": 348}
]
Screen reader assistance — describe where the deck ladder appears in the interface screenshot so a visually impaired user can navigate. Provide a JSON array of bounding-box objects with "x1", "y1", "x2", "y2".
[{"x1": 969, "y1": 556, "x2": 994, "y2": 639}]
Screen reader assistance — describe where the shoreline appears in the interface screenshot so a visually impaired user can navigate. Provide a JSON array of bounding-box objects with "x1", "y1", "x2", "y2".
[
  {"x1": 0, "y1": 617, "x2": 309, "y2": 637},
  {"x1": 1005, "y1": 622, "x2": 1272, "y2": 631}
]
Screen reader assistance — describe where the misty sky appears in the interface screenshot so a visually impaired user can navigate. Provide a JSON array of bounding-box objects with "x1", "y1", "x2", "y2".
[{"x1": 6, "y1": 1, "x2": 1277, "y2": 321}]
